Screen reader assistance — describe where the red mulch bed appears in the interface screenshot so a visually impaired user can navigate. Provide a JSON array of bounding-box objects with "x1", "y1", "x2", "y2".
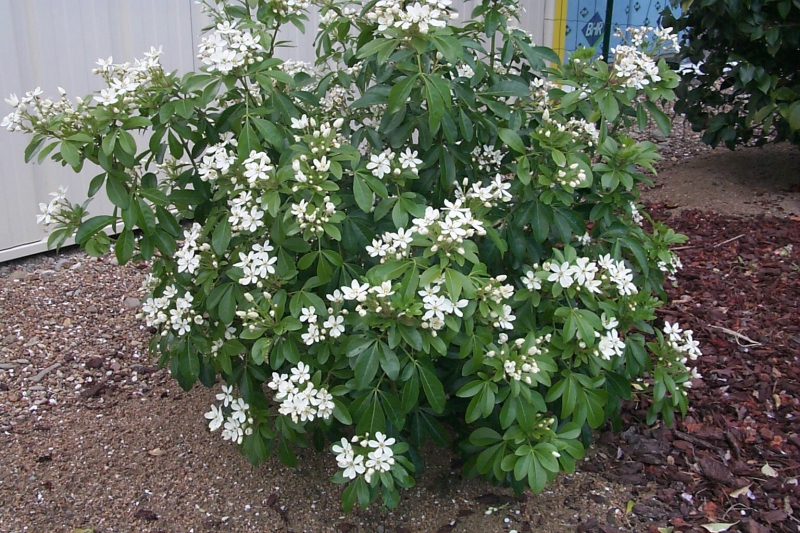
[{"x1": 578, "y1": 208, "x2": 800, "y2": 533}]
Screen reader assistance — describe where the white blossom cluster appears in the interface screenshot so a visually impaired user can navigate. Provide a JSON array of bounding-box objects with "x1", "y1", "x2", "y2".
[
  {"x1": 662, "y1": 321, "x2": 703, "y2": 392},
  {"x1": 35, "y1": 186, "x2": 70, "y2": 227},
  {"x1": 267, "y1": 0, "x2": 310, "y2": 17},
  {"x1": 90, "y1": 47, "x2": 165, "y2": 109},
  {"x1": 332, "y1": 432, "x2": 396, "y2": 482},
  {"x1": 629, "y1": 201, "x2": 643, "y2": 225},
  {"x1": 2, "y1": 86, "x2": 92, "y2": 133},
  {"x1": 554, "y1": 161, "x2": 588, "y2": 189},
  {"x1": 538, "y1": 254, "x2": 637, "y2": 297},
  {"x1": 139, "y1": 284, "x2": 202, "y2": 336},
  {"x1": 267, "y1": 362, "x2": 335, "y2": 423},
  {"x1": 280, "y1": 60, "x2": 317, "y2": 78},
  {"x1": 242, "y1": 150, "x2": 276, "y2": 186},
  {"x1": 610, "y1": 27, "x2": 678, "y2": 90},
  {"x1": 476, "y1": 275, "x2": 517, "y2": 330},
  {"x1": 233, "y1": 240, "x2": 278, "y2": 286},
  {"x1": 320, "y1": 85, "x2": 350, "y2": 113},
  {"x1": 471, "y1": 144, "x2": 506, "y2": 173},
  {"x1": 175, "y1": 222, "x2": 210, "y2": 275},
  {"x1": 289, "y1": 115, "x2": 346, "y2": 186},
  {"x1": 418, "y1": 282, "x2": 468, "y2": 333},
  {"x1": 529, "y1": 77, "x2": 556, "y2": 111},
  {"x1": 228, "y1": 190, "x2": 266, "y2": 234},
  {"x1": 455, "y1": 174, "x2": 513, "y2": 207},
  {"x1": 367, "y1": 147, "x2": 423, "y2": 180},
  {"x1": 657, "y1": 253, "x2": 683, "y2": 280},
  {"x1": 538, "y1": 108, "x2": 600, "y2": 153},
  {"x1": 367, "y1": 199, "x2": 486, "y2": 263},
  {"x1": 290, "y1": 197, "x2": 337, "y2": 236},
  {"x1": 298, "y1": 302, "x2": 347, "y2": 345},
  {"x1": 454, "y1": 62, "x2": 475, "y2": 78},
  {"x1": 364, "y1": 0, "x2": 458, "y2": 36},
  {"x1": 487, "y1": 335, "x2": 547, "y2": 383},
  {"x1": 205, "y1": 384, "x2": 254, "y2": 444},
  {"x1": 197, "y1": 21, "x2": 264, "y2": 75},
  {"x1": 663, "y1": 321, "x2": 702, "y2": 362},
  {"x1": 198, "y1": 139, "x2": 237, "y2": 182},
  {"x1": 594, "y1": 313, "x2": 626, "y2": 360}
]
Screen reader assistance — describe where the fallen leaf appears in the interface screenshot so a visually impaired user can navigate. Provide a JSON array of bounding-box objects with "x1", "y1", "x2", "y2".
[
  {"x1": 761, "y1": 463, "x2": 778, "y2": 478},
  {"x1": 626, "y1": 500, "x2": 635, "y2": 514},
  {"x1": 701, "y1": 523, "x2": 738, "y2": 532},
  {"x1": 729, "y1": 484, "x2": 751, "y2": 498},
  {"x1": 658, "y1": 528, "x2": 674, "y2": 533}
]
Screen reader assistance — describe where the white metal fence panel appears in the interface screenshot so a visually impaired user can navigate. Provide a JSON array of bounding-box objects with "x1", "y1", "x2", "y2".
[
  {"x1": 0, "y1": 0, "x2": 199, "y2": 262},
  {"x1": 1, "y1": 0, "x2": 551, "y2": 263}
]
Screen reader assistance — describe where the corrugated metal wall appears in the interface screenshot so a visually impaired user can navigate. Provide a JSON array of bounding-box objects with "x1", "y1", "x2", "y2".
[{"x1": 0, "y1": 0, "x2": 551, "y2": 263}]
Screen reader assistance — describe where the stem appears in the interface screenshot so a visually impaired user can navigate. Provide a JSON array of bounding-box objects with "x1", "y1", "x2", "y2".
[{"x1": 489, "y1": 32, "x2": 496, "y2": 71}]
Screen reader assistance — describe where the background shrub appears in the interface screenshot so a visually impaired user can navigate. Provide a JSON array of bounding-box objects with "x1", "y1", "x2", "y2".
[{"x1": 666, "y1": 0, "x2": 800, "y2": 148}]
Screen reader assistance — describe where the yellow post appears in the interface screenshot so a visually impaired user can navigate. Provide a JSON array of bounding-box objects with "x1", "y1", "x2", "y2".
[{"x1": 552, "y1": 0, "x2": 569, "y2": 60}]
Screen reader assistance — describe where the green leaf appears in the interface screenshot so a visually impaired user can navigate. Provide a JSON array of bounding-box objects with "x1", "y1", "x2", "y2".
[
  {"x1": 135, "y1": 198, "x2": 156, "y2": 234},
  {"x1": 60, "y1": 142, "x2": 81, "y2": 168},
  {"x1": 644, "y1": 100, "x2": 672, "y2": 137},
  {"x1": 378, "y1": 343, "x2": 400, "y2": 380},
  {"x1": 75, "y1": 215, "x2": 114, "y2": 244},
  {"x1": 101, "y1": 131, "x2": 117, "y2": 156},
  {"x1": 388, "y1": 74, "x2": 418, "y2": 114},
  {"x1": 418, "y1": 364, "x2": 445, "y2": 413},
  {"x1": 218, "y1": 286, "x2": 236, "y2": 324},
  {"x1": 469, "y1": 427, "x2": 501, "y2": 446},
  {"x1": 278, "y1": 437, "x2": 297, "y2": 467},
  {"x1": 105, "y1": 174, "x2": 130, "y2": 209},
  {"x1": 353, "y1": 174, "x2": 373, "y2": 213},
  {"x1": 499, "y1": 128, "x2": 526, "y2": 153},
  {"x1": 114, "y1": 229, "x2": 135, "y2": 265},
  {"x1": 212, "y1": 217, "x2": 232, "y2": 256},
  {"x1": 122, "y1": 116, "x2": 152, "y2": 129},
  {"x1": 354, "y1": 341, "x2": 380, "y2": 389},
  {"x1": 401, "y1": 369, "x2": 420, "y2": 413}
]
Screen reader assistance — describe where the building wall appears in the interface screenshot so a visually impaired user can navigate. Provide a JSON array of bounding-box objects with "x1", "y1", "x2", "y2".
[{"x1": 0, "y1": 0, "x2": 552, "y2": 263}]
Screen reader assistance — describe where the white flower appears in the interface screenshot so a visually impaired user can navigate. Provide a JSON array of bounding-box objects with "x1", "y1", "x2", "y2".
[
  {"x1": 204, "y1": 404, "x2": 224, "y2": 431},
  {"x1": 368, "y1": 432, "x2": 396, "y2": 451},
  {"x1": 323, "y1": 314, "x2": 345, "y2": 338},
  {"x1": 216, "y1": 384, "x2": 234, "y2": 407},
  {"x1": 601, "y1": 313, "x2": 619, "y2": 330},
  {"x1": 300, "y1": 307, "x2": 317, "y2": 323},
  {"x1": 366, "y1": 152, "x2": 392, "y2": 179},
  {"x1": 547, "y1": 262, "x2": 574, "y2": 288},
  {"x1": 342, "y1": 454, "x2": 366, "y2": 480},
  {"x1": 341, "y1": 280, "x2": 370, "y2": 302},
  {"x1": 492, "y1": 304, "x2": 516, "y2": 330},
  {"x1": 398, "y1": 148, "x2": 422, "y2": 172},
  {"x1": 290, "y1": 361, "x2": 311, "y2": 384},
  {"x1": 523, "y1": 270, "x2": 542, "y2": 291}
]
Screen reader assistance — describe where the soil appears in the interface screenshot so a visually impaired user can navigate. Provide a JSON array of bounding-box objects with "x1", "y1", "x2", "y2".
[{"x1": 1, "y1": 136, "x2": 799, "y2": 533}]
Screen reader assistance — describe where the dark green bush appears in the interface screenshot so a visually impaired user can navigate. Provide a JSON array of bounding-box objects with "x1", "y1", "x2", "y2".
[{"x1": 666, "y1": 0, "x2": 800, "y2": 148}]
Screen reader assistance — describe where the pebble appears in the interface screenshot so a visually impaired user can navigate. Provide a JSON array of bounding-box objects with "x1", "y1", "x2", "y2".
[
  {"x1": 123, "y1": 297, "x2": 141, "y2": 310},
  {"x1": 30, "y1": 363, "x2": 61, "y2": 383},
  {"x1": 0, "y1": 363, "x2": 18, "y2": 369},
  {"x1": 28, "y1": 385, "x2": 45, "y2": 392},
  {"x1": 86, "y1": 305, "x2": 99, "y2": 313}
]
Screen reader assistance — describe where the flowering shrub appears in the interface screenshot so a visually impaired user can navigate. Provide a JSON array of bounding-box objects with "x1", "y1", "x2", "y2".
[{"x1": 6, "y1": 0, "x2": 699, "y2": 510}]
